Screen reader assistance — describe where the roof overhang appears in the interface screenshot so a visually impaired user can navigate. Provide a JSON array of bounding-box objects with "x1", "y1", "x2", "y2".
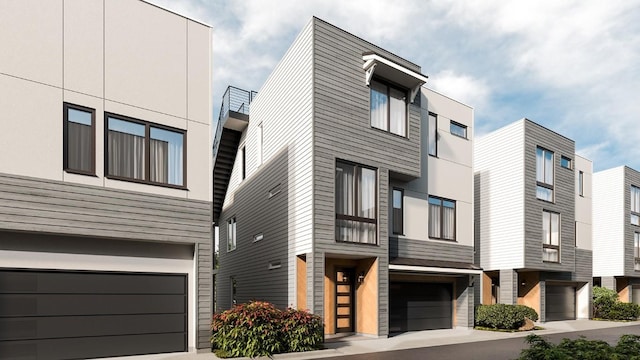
[
  {"x1": 389, "y1": 264, "x2": 483, "y2": 275},
  {"x1": 363, "y1": 53, "x2": 428, "y2": 103},
  {"x1": 389, "y1": 257, "x2": 483, "y2": 275}
]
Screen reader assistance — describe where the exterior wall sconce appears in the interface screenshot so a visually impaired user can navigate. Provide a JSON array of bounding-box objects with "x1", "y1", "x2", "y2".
[
  {"x1": 357, "y1": 272, "x2": 365, "y2": 283},
  {"x1": 521, "y1": 281, "x2": 526, "y2": 287}
]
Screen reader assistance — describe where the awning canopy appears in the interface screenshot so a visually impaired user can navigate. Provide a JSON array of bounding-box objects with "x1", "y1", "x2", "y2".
[
  {"x1": 363, "y1": 52, "x2": 428, "y2": 103},
  {"x1": 389, "y1": 257, "x2": 483, "y2": 275}
]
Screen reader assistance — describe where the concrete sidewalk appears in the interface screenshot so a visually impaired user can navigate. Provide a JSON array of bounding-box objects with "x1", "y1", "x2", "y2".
[{"x1": 107, "y1": 320, "x2": 640, "y2": 360}]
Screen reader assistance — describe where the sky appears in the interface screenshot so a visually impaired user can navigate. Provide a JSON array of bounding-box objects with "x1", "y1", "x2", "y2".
[{"x1": 149, "y1": 0, "x2": 640, "y2": 172}]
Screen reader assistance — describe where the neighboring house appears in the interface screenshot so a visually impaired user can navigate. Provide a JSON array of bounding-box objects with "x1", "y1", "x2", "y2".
[
  {"x1": 213, "y1": 17, "x2": 478, "y2": 337},
  {"x1": 0, "y1": 1, "x2": 212, "y2": 358},
  {"x1": 475, "y1": 119, "x2": 593, "y2": 322},
  {"x1": 593, "y1": 166, "x2": 640, "y2": 303}
]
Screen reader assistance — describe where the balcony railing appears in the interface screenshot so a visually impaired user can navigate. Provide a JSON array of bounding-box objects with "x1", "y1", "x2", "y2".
[{"x1": 213, "y1": 86, "x2": 257, "y2": 159}]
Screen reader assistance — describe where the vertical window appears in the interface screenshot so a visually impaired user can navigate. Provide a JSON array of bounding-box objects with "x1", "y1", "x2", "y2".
[
  {"x1": 450, "y1": 121, "x2": 467, "y2": 139},
  {"x1": 428, "y1": 113, "x2": 437, "y2": 156},
  {"x1": 106, "y1": 114, "x2": 185, "y2": 187},
  {"x1": 335, "y1": 161, "x2": 377, "y2": 244},
  {"x1": 536, "y1": 147, "x2": 554, "y2": 201},
  {"x1": 428, "y1": 196, "x2": 456, "y2": 240},
  {"x1": 227, "y1": 217, "x2": 236, "y2": 252},
  {"x1": 561, "y1": 156, "x2": 572, "y2": 169},
  {"x1": 578, "y1": 171, "x2": 584, "y2": 197},
  {"x1": 392, "y1": 188, "x2": 404, "y2": 235},
  {"x1": 635, "y1": 232, "x2": 640, "y2": 270},
  {"x1": 631, "y1": 185, "x2": 640, "y2": 226},
  {"x1": 542, "y1": 210, "x2": 560, "y2": 262},
  {"x1": 241, "y1": 146, "x2": 246, "y2": 180},
  {"x1": 64, "y1": 103, "x2": 95, "y2": 175},
  {"x1": 370, "y1": 79, "x2": 407, "y2": 137},
  {"x1": 257, "y1": 123, "x2": 263, "y2": 166}
]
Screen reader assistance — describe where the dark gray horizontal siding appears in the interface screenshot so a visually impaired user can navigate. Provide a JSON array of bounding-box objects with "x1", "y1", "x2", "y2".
[
  {"x1": 574, "y1": 249, "x2": 592, "y2": 282},
  {"x1": 196, "y1": 242, "x2": 212, "y2": 348},
  {"x1": 390, "y1": 238, "x2": 474, "y2": 264}
]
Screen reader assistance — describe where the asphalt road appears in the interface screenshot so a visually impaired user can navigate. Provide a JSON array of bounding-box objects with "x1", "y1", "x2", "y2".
[{"x1": 322, "y1": 324, "x2": 640, "y2": 360}]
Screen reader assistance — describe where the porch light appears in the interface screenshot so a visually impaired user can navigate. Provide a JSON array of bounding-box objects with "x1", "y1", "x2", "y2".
[{"x1": 357, "y1": 272, "x2": 365, "y2": 283}]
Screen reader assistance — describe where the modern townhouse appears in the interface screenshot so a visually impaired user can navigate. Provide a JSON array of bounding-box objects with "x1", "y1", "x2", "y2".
[
  {"x1": 593, "y1": 166, "x2": 640, "y2": 304},
  {"x1": 475, "y1": 119, "x2": 593, "y2": 322},
  {"x1": 213, "y1": 17, "x2": 478, "y2": 337},
  {"x1": 0, "y1": 1, "x2": 212, "y2": 358}
]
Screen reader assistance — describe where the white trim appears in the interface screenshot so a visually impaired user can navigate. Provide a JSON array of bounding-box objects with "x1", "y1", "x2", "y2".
[
  {"x1": 362, "y1": 53, "x2": 429, "y2": 84},
  {"x1": 389, "y1": 264, "x2": 483, "y2": 275}
]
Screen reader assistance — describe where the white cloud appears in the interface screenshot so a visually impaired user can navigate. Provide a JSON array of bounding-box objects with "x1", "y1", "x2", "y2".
[{"x1": 428, "y1": 70, "x2": 490, "y2": 110}]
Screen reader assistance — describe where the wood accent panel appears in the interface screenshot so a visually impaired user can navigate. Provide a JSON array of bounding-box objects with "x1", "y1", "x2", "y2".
[
  {"x1": 517, "y1": 272, "x2": 540, "y2": 317},
  {"x1": 356, "y1": 258, "x2": 378, "y2": 335},
  {"x1": 617, "y1": 278, "x2": 630, "y2": 303},
  {"x1": 482, "y1": 272, "x2": 492, "y2": 305},
  {"x1": 297, "y1": 256, "x2": 307, "y2": 309}
]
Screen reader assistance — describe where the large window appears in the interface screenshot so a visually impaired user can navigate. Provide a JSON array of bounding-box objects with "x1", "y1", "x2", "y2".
[
  {"x1": 335, "y1": 161, "x2": 377, "y2": 244},
  {"x1": 392, "y1": 188, "x2": 404, "y2": 235},
  {"x1": 428, "y1": 113, "x2": 437, "y2": 156},
  {"x1": 227, "y1": 217, "x2": 236, "y2": 252},
  {"x1": 631, "y1": 185, "x2": 640, "y2": 226},
  {"x1": 542, "y1": 210, "x2": 560, "y2": 262},
  {"x1": 106, "y1": 114, "x2": 185, "y2": 187},
  {"x1": 635, "y1": 232, "x2": 640, "y2": 271},
  {"x1": 536, "y1": 147, "x2": 554, "y2": 202},
  {"x1": 428, "y1": 196, "x2": 455, "y2": 240},
  {"x1": 64, "y1": 103, "x2": 95, "y2": 175},
  {"x1": 370, "y1": 79, "x2": 407, "y2": 137}
]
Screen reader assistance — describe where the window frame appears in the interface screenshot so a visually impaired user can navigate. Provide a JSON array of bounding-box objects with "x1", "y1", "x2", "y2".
[
  {"x1": 104, "y1": 112, "x2": 187, "y2": 189},
  {"x1": 392, "y1": 188, "x2": 404, "y2": 235},
  {"x1": 578, "y1": 170, "x2": 584, "y2": 197},
  {"x1": 369, "y1": 78, "x2": 408, "y2": 138},
  {"x1": 335, "y1": 160, "x2": 378, "y2": 245},
  {"x1": 631, "y1": 185, "x2": 640, "y2": 226},
  {"x1": 63, "y1": 102, "x2": 96, "y2": 176},
  {"x1": 634, "y1": 232, "x2": 640, "y2": 271},
  {"x1": 542, "y1": 210, "x2": 561, "y2": 263},
  {"x1": 428, "y1": 112, "x2": 438, "y2": 157},
  {"x1": 241, "y1": 145, "x2": 246, "y2": 180},
  {"x1": 227, "y1": 217, "x2": 237, "y2": 252},
  {"x1": 560, "y1": 156, "x2": 572, "y2": 170},
  {"x1": 428, "y1": 195, "x2": 456, "y2": 241},
  {"x1": 536, "y1": 146, "x2": 555, "y2": 202},
  {"x1": 450, "y1": 121, "x2": 468, "y2": 139}
]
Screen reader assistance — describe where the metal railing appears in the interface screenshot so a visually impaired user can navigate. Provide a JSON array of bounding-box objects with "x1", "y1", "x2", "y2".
[{"x1": 213, "y1": 86, "x2": 257, "y2": 160}]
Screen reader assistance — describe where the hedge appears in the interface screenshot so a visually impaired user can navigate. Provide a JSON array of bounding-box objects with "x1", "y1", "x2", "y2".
[
  {"x1": 594, "y1": 286, "x2": 640, "y2": 321},
  {"x1": 476, "y1": 304, "x2": 539, "y2": 330},
  {"x1": 519, "y1": 334, "x2": 640, "y2": 360}
]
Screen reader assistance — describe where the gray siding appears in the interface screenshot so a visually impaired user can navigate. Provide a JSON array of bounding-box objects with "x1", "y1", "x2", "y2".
[
  {"x1": 455, "y1": 276, "x2": 474, "y2": 328},
  {"x1": 624, "y1": 167, "x2": 640, "y2": 277},
  {"x1": 574, "y1": 249, "x2": 593, "y2": 282},
  {"x1": 217, "y1": 149, "x2": 291, "y2": 310},
  {"x1": 390, "y1": 238, "x2": 474, "y2": 263},
  {"x1": 196, "y1": 242, "x2": 213, "y2": 347},
  {"x1": 523, "y1": 120, "x2": 576, "y2": 272},
  {"x1": 499, "y1": 269, "x2": 517, "y2": 304}
]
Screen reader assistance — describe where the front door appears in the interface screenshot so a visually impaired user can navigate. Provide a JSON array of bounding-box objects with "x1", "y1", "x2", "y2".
[{"x1": 336, "y1": 269, "x2": 354, "y2": 333}]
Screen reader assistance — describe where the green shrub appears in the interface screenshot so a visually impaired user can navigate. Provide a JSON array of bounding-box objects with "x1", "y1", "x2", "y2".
[
  {"x1": 475, "y1": 304, "x2": 539, "y2": 330},
  {"x1": 614, "y1": 334, "x2": 640, "y2": 359},
  {"x1": 593, "y1": 286, "x2": 640, "y2": 320},
  {"x1": 519, "y1": 334, "x2": 640, "y2": 360},
  {"x1": 211, "y1": 301, "x2": 323, "y2": 358}
]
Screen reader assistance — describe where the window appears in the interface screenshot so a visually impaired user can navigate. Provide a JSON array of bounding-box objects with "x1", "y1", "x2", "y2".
[
  {"x1": 257, "y1": 123, "x2": 263, "y2": 166},
  {"x1": 64, "y1": 103, "x2": 95, "y2": 175},
  {"x1": 635, "y1": 232, "x2": 640, "y2": 271},
  {"x1": 428, "y1": 113, "x2": 437, "y2": 156},
  {"x1": 227, "y1": 217, "x2": 236, "y2": 252},
  {"x1": 370, "y1": 79, "x2": 407, "y2": 137},
  {"x1": 106, "y1": 114, "x2": 185, "y2": 187},
  {"x1": 578, "y1": 171, "x2": 584, "y2": 197},
  {"x1": 561, "y1": 156, "x2": 572, "y2": 169},
  {"x1": 536, "y1": 147, "x2": 554, "y2": 202},
  {"x1": 335, "y1": 161, "x2": 377, "y2": 244},
  {"x1": 241, "y1": 146, "x2": 246, "y2": 180},
  {"x1": 428, "y1": 196, "x2": 455, "y2": 240},
  {"x1": 392, "y1": 188, "x2": 404, "y2": 235},
  {"x1": 632, "y1": 185, "x2": 640, "y2": 226},
  {"x1": 253, "y1": 233, "x2": 264, "y2": 242},
  {"x1": 542, "y1": 210, "x2": 560, "y2": 262},
  {"x1": 450, "y1": 121, "x2": 467, "y2": 139}
]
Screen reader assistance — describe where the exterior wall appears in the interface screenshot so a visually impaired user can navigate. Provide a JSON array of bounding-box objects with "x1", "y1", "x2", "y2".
[
  {"x1": 575, "y1": 155, "x2": 593, "y2": 250},
  {"x1": 593, "y1": 167, "x2": 625, "y2": 276},
  {"x1": 623, "y1": 167, "x2": 640, "y2": 277},
  {"x1": 475, "y1": 120, "x2": 526, "y2": 270},
  {"x1": 219, "y1": 20, "x2": 314, "y2": 308},
  {"x1": 522, "y1": 120, "x2": 576, "y2": 272}
]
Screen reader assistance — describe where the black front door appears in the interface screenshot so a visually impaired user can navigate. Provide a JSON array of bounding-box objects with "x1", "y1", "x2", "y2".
[{"x1": 336, "y1": 269, "x2": 354, "y2": 333}]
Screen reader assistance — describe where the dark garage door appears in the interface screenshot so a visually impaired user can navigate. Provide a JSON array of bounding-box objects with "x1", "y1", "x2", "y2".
[
  {"x1": 545, "y1": 284, "x2": 576, "y2": 321},
  {"x1": 0, "y1": 269, "x2": 187, "y2": 360},
  {"x1": 389, "y1": 282, "x2": 452, "y2": 332}
]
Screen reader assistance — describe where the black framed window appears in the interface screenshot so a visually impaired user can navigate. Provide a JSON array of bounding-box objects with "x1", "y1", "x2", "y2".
[
  {"x1": 428, "y1": 195, "x2": 455, "y2": 240},
  {"x1": 560, "y1": 156, "x2": 572, "y2": 169},
  {"x1": 631, "y1": 185, "x2": 640, "y2": 226},
  {"x1": 335, "y1": 160, "x2": 377, "y2": 244},
  {"x1": 450, "y1": 121, "x2": 467, "y2": 139},
  {"x1": 578, "y1": 171, "x2": 584, "y2": 197},
  {"x1": 542, "y1": 210, "x2": 560, "y2": 262},
  {"x1": 536, "y1": 147, "x2": 554, "y2": 202},
  {"x1": 241, "y1": 146, "x2": 246, "y2": 180},
  {"x1": 392, "y1": 188, "x2": 404, "y2": 235},
  {"x1": 227, "y1": 217, "x2": 236, "y2": 252},
  {"x1": 106, "y1": 113, "x2": 185, "y2": 188},
  {"x1": 370, "y1": 79, "x2": 407, "y2": 137},
  {"x1": 428, "y1": 113, "x2": 437, "y2": 156},
  {"x1": 64, "y1": 103, "x2": 95, "y2": 175}
]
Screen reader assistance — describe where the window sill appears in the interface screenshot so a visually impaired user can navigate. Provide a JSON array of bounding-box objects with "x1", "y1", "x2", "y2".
[
  {"x1": 428, "y1": 237, "x2": 457, "y2": 243},
  {"x1": 64, "y1": 169, "x2": 98, "y2": 177},
  {"x1": 335, "y1": 240, "x2": 379, "y2": 247},
  {"x1": 105, "y1": 175, "x2": 188, "y2": 191},
  {"x1": 536, "y1": 197, "x2": 555, "y2": 204},
  {"x1": 370, "y1": 126, "x2": 408, "y2": 139}
]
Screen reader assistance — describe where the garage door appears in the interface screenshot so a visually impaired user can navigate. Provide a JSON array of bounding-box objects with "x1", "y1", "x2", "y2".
[
  {"x1": 389, "y1": 282, "x2": 452, "y2": 332},
  {"x1": 0, "y1": 269, "x2": 187, "y2": 360},
  {"x1": 545, "y1": 284, "x2": 576, "y2": 321}
]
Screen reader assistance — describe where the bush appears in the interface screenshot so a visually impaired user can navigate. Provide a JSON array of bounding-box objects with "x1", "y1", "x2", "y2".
[
  {"x1": 519, "y1": 334, "x2": 640, "y2": 360},
  {"x1": 211, "y1": 301, "x2": 323, "y2": 358},
  {"x1": 475, "y1": 304, "x2": 539, "y2": 330},
  {"x1": 593, "y1": 286, "x2": 640, "y2": 320}
]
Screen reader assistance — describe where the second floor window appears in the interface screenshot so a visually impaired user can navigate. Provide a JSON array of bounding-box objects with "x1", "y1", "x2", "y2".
[
  {"x1": 64, "y1": 103, "x2": 95, "y2": 175},
  {"x1": 578, "y1": 171, "x2": 584, "y2": 197},
  {"x1": 370, "y1": 79, "x2": 406, "y2": 137},
  {"x1": 335, "y1": 161, "x2": 377, "y2": 244},
  {"x1": 107, "y1": 114, "x2": 185, "y2": 187},
  {"x1": 631, "y1": 185, "x2": 640, "y2": 226},
  {"x1": 428, "y1": 113, "x2": 437, "y2": 156},
  {"x1": 227, "y1": 217, "x2": 236, "y2": 252},
  {"x1": 450, "y1": 121, "x2": 467, "y2": 139},
  {"x1": 392, "y1": 188, "x2": 404, "y2": 235},
  {"x1": 428, "y1": 196, "x2": 455, "y2": 240},
  {"x1": 542, "y1": 210, "x2": 560, "y2": 262},
  {"x1": 635, "y1": 232, "x2": 640, "y2": 271},
  {"x1": 536, "y1": 147, "x2": 554, "y2": 202}
]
